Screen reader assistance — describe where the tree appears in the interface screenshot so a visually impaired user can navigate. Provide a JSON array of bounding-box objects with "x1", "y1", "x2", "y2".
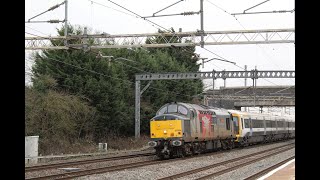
[{"x1": 31, "y1": 25, "x2": 203, "y2": 137}]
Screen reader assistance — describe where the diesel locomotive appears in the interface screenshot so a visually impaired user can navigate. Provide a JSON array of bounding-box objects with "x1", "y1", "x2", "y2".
[{"x1": 148, "y1": 102, "x2": 295, "y2": 159}]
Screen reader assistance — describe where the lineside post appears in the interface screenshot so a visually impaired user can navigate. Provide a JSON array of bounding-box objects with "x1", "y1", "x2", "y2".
[{"x1": 135, "y1": 80, "x2": 141, "y2": 138}]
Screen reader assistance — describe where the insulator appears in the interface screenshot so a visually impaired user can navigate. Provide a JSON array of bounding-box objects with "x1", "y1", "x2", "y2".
[{"x1": 183, "y1": 11, "x2": 195, "y2": 16}]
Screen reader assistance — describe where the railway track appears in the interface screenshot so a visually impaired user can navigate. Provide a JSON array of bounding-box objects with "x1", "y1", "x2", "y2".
[
  {"x1": 159, "y1": 144, "x2": 294, "y2": 180},
  {"x1": 26, "y1": 142, "x2": 294, "y2": 180},
  {"x1": 26, "y1": 158, "x2": 165, "y2": 180},
  {"x1": 244, "y1": 156, "x2": 295, "y2": 180},
  {"x1": 25, "y1": 152, "x2": 155, "y2": 172}
]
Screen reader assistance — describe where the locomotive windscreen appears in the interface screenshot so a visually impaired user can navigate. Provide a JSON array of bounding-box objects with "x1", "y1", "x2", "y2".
[{"x1": 157, "y1": 104, "x2": 189, "y2": 116}]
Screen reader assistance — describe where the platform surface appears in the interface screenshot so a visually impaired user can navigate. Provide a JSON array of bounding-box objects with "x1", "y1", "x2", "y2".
[{"x1": 259, "y1": 159, "x2": 295, "y2": 180}]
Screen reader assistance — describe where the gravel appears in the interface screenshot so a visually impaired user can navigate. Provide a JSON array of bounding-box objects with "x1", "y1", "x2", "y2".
[
  {"x1": 214, "y1": 148, "x2": 295, "y2": 180},
  {"x1": 179, "y1": 147, "x2": 295, "y2": 180},
  {"x1": 73, "y1": 139, "x2": 295, "y2": 180},
  {"x1": 25, "y1": 150, "x2": 156, "y2": 179}
]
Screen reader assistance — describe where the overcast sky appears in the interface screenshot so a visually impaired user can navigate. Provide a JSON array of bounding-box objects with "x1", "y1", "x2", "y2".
[{"x1": 25, "y1": 0, "x2": 295, "y2": 88}]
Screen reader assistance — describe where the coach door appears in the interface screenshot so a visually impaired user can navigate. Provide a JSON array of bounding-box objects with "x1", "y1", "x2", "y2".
[
  {"x1": 232, "y1": 115, "x2": 239, "y2": 135},
  {"x1": 249, "y1": 117, "x2": 253, "y2": 136},
  {"x1": 190, "y1": 109, "x2": 198, "y2": 138},
  {"x1": 263, "y1": 116, "x2": 266, "y2": 135}
]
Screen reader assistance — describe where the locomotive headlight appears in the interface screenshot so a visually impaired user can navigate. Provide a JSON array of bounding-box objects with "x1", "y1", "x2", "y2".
[
  {"x1": 148, "y1": 141, "x2": 157, "y2": 147},
  {"x1": 172, "y1": 140, "x2": 182, "y2": 146},
  {"x1": 163, "y1": 130, "x2": 167, "y2": 134}
]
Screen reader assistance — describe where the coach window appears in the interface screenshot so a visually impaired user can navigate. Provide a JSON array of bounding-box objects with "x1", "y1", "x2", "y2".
[
  {"x1": 244, "y1": 119, "x2": 249, "y2": 128},
  {"x1": 266, "y1": 120, "x2": 271, "y2": 128},
  {"x1": 252, "y1": 119, "x2": 256, "y2": 128},
  {"x1": 241, "y1": 118, "x2": 244, "y2": 129},
  {"x1": 226, "y1": 118, "x2": 230, "y2": 130}
]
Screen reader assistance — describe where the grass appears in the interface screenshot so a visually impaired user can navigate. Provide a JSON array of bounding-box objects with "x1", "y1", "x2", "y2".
[{"x1": 38, "y1": 135, "x2": 151, "y2": 156}]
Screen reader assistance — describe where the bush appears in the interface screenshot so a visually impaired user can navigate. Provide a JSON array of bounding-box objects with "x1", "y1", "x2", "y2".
[{"x1": 25, "y1": 77, "x2": 97, "y2": 155}]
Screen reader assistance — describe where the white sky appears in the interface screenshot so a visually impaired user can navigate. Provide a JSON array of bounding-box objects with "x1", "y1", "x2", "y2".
[{"x1": 25, "y1": 0, "x2": 295, "y2": 88}]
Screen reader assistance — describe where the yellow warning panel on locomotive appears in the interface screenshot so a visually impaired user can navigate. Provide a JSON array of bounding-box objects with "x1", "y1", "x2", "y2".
[{"x1": 150, "y1": 120, "x2": 183, "y2": 139}]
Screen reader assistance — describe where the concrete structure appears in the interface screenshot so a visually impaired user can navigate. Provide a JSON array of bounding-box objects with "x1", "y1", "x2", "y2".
[
  {"x1": 205, "y1": 86, "x2": 295, "y2": 109},
  {"x1": 98, "y1": 143, "x2": 108, "y2": 152},
  {"x1": 234, "y1": 99, "x2": 295, "y2": 107},
  {"x1": 25, "y1": 136, "x2": 39, "y2": 164},
  {"x1": 205, "y1": 86, "x2": 295, "y2": 97}
]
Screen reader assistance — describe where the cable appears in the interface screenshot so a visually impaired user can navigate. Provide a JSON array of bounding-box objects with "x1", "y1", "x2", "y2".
[
  {"x1": 205, "y1": 0, "x2": 231, "y2": 15},
  {"x1": 205, "y1": 0, "x2": 294, "y2": 86},
  {"x1": 88, "y1": 0, "x2": 136, "y2": 18},
  {"x1": 104, "y1": 0, "x2": 170, "y2": 31},
  {"x1": 170, "y1": 44, "x2": 228, "y2": 72},
  {"x1": 232, "y1": 10, "x2": 294, "y2": 16},
  {"x1": 201, "y1": 47, "x2": 245, "y2": 83},
  {"x1": 203, "y1": 47, "x2": 280, "y2": 86},
  {"x1": 153, "y1": 0, "x2": 185, "y2": 16},
  {"x1": 191, "y1": 43, "x2": 282, "y2": 87},
  {"x1": 47, "y1": 56, "x2": 133, "y2": 84},
  {"x1": 27, "y1": 1, "x2": 65, "y2": 22},
  {"x1": 25, "y1": 26, "x2": 49, "y2": 36},
  {"x1": 113, "y1": 60, "x2": 151, "y2": 74},
  {"x1": 243, "y1": 0, "x2": 271, "y2": 13},
  {"x1": 25, "y1": 32, "x2": 47, "y2": 38},
  {"x1": 43, "y1": 55, "x2": 198, "y2": 99},
  {"x1": 202, "y1": 47, "x2": 231, "y2": 62},
  {"x1": 89, "y1": 49, "x2": 202, "y2": 98},
  {"x1": 205, "y1": 0, "x2": 253, "y2": 30}
]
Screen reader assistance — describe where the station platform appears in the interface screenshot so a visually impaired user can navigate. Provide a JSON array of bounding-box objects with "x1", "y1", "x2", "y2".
[{"x1": 258, "y1": 158, "x2": 295, "y2": 180}]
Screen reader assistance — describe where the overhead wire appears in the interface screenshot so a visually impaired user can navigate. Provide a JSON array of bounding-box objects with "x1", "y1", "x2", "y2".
[
  {"x1": 205, "y1": 0, "x2": 295, "y2": 86},
  {"x1": 27, "y1": 1, "x2": 288, "y2": 98},
  {"x1": 205, "y1": 0, "x2": 246, "y2": 29},
  {"x1": 25, "y1": 26, "x2": 50, "y2": 36},
  {"x1": 206, "y1": 0, "x2": 294, "y2": 72},
  {"x1": 41, "y1": 55, "x2": 198, "y2": 99},
  {"x1": 27, "y1": 1, "x2": 66, "y2": 22},
  {"x1": 202, "y1": 47, "x2": 246, "y2": 86},
  {"x1": 87, "y1": 49, "x2": 203, "y2": 98},
  {"x1": 82, "y1": 0, "x2": 234, "y2": 78},
  {"x1": 25, "y1": 32, "x2": 46, "y2": 38},
  {"x1": 103, "y1": 0, "x2": 170, "y2": 31},
  {"x1": 88, "y1": 0, "x2": 136, "y2": 18}
]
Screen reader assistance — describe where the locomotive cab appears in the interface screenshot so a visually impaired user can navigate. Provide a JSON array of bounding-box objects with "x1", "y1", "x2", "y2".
[
  {"x1": 148, "y1": 103, "x2": 191, "y2": 158},
  {"x1": 149, "y1": 114, "x2": 184, "y2": 139}
]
